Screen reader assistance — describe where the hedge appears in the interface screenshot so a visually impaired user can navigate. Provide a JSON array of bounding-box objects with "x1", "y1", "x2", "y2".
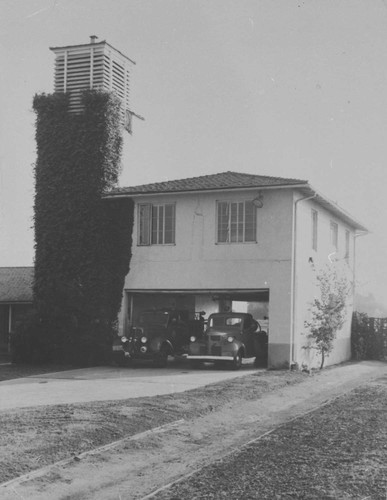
[{"x1": 351, "y1": 312, "x2": 387, "y2": 361}]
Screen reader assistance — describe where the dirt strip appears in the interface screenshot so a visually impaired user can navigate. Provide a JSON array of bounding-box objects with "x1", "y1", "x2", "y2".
[
  {"x1": 1, "y1": 361, "x2": 386, "y2": 500},
  {"x1": 150, "y1": 378, "x2": 387, "y2": 500}
]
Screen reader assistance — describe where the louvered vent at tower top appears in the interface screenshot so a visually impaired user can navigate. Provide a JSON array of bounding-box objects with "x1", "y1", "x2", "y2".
[{"x1": 50, "y1": 36, "x2": 136, "y2": 132}]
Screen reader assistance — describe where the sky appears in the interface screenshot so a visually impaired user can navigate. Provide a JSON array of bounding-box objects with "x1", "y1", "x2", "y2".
[{"x1": 0, "y1": 0, "x2": 386, "y2": 311}]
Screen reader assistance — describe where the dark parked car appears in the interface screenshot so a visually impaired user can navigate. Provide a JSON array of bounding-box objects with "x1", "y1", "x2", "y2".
[
  {"x1": 112, "y1": 309, "x2": 205, "y2": 367},
  {"x1": 187, "y1": 312, "x2": 267, "y2": 369}
]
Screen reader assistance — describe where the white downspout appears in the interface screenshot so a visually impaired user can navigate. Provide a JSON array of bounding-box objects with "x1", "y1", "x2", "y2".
[{"x1": 290, "y1": 192, "x2": 316, "y2": 369}]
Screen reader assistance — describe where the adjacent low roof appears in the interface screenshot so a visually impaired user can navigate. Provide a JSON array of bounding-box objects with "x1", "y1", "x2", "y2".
[
  {"x1": 106, "y1": 171, "x2": 368, "y2": 232},
  {"x1": 0, "y1": 267, "x2": 33, "y2": 303}
]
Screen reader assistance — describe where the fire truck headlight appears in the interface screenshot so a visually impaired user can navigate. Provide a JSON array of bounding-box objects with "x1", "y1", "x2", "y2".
[
  {"x1": 141, "y1": 336, "x2": 148, "y2": 344},
  {"x1": 227, "y1": 336, "x2": 234, "y2": 343},
  {"x1": 190, "y1": 336, "x2": 197, "y2": 343}
]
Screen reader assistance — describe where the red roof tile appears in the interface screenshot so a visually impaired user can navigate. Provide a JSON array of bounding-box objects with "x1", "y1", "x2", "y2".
[
  {"x1": 108, "y1": 171, "x2": 307, "y2": 195},
  {"x1": 0, "y1": 267, "x2": 33, "y2": 303}
]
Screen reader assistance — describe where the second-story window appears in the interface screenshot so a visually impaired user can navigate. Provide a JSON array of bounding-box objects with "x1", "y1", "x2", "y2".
[
  {"x1": 138, "y1": 203, "x2": 176, "y2": 245},
  {"x1": 330, "y1": 221, "x2": 338, "y2": 250},
  {"x1": 216, "y1": 200, "x2": 256, "y2": 243},
  {"x1": 311, "y1": 209, "x2": 318, "y2": 251}
]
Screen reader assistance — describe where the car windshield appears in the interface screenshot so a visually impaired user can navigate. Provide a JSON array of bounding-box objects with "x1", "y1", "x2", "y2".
[
  {"x1": 139, "y1": 312, "x2": 169, "y2": 326},
  {"x1": 209, "y1": 316, "x2": 243, "y2": 330}
]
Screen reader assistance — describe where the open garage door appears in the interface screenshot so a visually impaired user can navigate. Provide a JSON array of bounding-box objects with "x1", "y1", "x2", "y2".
[{"x1": 125, "y1": 288, "x2": 269, "y2": 335}]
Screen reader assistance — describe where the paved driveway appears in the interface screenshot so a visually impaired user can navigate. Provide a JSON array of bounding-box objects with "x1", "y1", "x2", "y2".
[{"x1": 0, "y1": 359, "x2": 259, "y2": 411}]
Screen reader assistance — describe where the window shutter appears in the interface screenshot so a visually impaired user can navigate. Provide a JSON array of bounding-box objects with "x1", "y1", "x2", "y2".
[{"x1": 138, "y1": 204, "x2": 151, "y2": 245}]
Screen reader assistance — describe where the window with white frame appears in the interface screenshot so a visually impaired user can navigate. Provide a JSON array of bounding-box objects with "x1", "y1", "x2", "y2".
[
  {"x1": 138, "y1": 203, "x2": 175, "y2": 245},
  {"x1": 311, "y1": 209, "x2": 318, "y2": 251},
  {"x1": 330, "y1": 221, "x2": 338, "y2": 250},
  {"x1": 345, "y1": 229, "x2": 350, "y2": 259},
  {"x1": 216, "y1": 200, "x2": 256, "y2": 243}
]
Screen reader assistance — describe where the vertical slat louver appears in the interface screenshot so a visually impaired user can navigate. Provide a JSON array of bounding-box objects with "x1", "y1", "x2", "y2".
[{"x1": 50, "y1": 37, "x2": 135, "y2": 131}]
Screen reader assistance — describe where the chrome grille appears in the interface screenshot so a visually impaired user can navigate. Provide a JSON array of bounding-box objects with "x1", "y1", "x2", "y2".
[{"x1": 211, "y1": 346, "x2": 222, "y2": 356}]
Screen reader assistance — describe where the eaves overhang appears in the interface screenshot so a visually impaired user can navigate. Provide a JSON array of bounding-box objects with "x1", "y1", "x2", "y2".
[
  {"x1": 104, "y1": 181, "x2": 368, "y2": 233},
  {"x1": 49, "y1": 40, "x2": 136, "y2": 65},
  {"x1": 103, "y1": 182, "x2": 309, "y2": 198},
  {"x1": 297, "y1": 184, "x2": 368, "y2": 233}
]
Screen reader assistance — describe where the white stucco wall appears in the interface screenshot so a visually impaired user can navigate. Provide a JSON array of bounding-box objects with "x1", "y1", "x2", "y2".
[
  {"x1": 120, "y1": 187, "x2": 358, "y2": 369},
  {"x1": 124, "y1": 188, "x2": 295, "y2": 368},
  {"x1": 292, "y1": 194, "x2": 356, "y2": 369}
]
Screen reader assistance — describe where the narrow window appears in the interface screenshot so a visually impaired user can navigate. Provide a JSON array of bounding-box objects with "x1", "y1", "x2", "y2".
[
  {"x1": 138, "y1": 203, "x2": 175, "y2": 245},
  {"x1": 164, "y1": 204, "x2": 175, "y2": 244},
  {"x1": 244, "y1": 201, "x2": 256, "y2": 242},
  {"x1": 330, "y1": 221, "x2": 338, "y2": 250},
  {"x1": 345, "y1": 230, "x2": 350, "y2": 259},
  {"x1": 217, "y1": 200, "x2": 256, "y2": 243},
  {"x1": 217, "y1": 202, "x2": 229, "y2": 243},
  {"x1": 311, "y1": 209, "x2": 318, "y2": 251},
  {"x1": 138, "y1": 204, "x2": 151, "y2": 245}
]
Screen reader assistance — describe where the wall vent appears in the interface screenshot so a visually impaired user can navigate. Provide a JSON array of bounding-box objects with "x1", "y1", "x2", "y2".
[{"x1": 50, "y1": 36, "x2": 136, "y2": 132}]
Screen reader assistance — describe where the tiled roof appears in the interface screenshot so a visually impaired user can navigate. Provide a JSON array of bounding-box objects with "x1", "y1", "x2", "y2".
[
  {"x1": 108, "y1": 171, "x2": 307, "y2": 195},
  {"x1": 106, "y1": 170, "x2": 367, "y2": 231},
  {"x1": 0, "y1": 267, "x2": 33, "y2": 303}
]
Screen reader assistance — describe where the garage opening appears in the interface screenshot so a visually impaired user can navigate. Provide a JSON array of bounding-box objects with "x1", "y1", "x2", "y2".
[
  {"x1": 124, "y1": 289, "x2": 269, "y2": 368},
  {"x1": 231, "y1": 295, "x2": 269, "y2": 330}
]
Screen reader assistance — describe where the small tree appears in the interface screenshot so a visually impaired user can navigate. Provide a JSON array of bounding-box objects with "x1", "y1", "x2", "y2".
[{"x1": 304, "y1": 264, "x2": 351, "y2": 369}]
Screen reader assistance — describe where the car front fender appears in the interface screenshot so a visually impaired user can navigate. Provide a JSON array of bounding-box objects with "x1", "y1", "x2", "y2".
[
  {"x1": 228, "y1": 341, "x2": 245, "y2": 357},
  {"x1": 150, "y1": 337, "x2": 173, "y2": 354}
]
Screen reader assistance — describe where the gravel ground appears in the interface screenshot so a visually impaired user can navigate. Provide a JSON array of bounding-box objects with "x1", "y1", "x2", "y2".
[
  {"x1": 152, "y1": 375, "x2": 387, "y2": 500},
  {"x1": 0, "y1": 369, "x2": 305, "y2": 483}
]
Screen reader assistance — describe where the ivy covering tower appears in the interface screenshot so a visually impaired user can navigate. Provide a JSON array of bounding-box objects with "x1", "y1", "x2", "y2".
[{"x1": 14, "y1": 38, "x2": 136, "y2": 364}]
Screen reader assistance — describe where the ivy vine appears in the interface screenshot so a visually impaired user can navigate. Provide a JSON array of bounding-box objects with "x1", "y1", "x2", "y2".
[{"x1": 14, "y1": 90, "x2": 133, "y2": 364}]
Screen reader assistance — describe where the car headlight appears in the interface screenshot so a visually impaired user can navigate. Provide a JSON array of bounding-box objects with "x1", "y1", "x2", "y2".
[
  {"x1": 190, "y1": 336, "x2": 197, "y2": 342},
  {"x1": 121, "y1": 336, "x2": 128, "y2": 343},
  {"x1": 227, "y1": 336, "x2": 234, "y2": 343},
  {"x1": 141, "y1": 336, "x2": 148, "y2": 344}
]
